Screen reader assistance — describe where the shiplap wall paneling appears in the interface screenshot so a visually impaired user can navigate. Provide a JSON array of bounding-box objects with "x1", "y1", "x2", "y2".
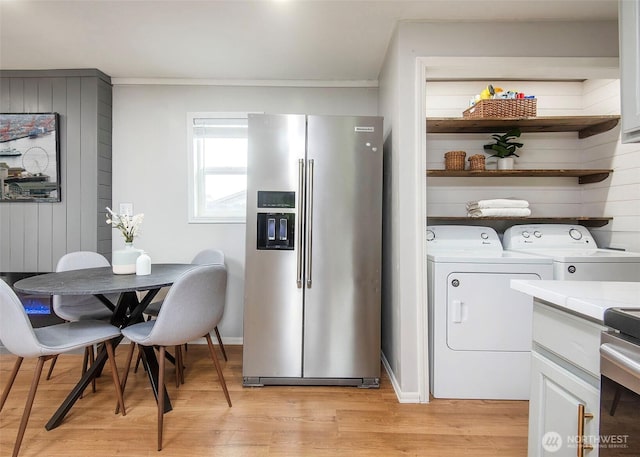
[
  {"x1": 0, "y1": 70, "x2": 112, "y2": 273},
  {"x1": 581, "y1": 79, "x2": 640, "y2": 251},
  {"x1": 80, "y1": 77, "x2": 98, "y2": 251},
  {"x1": 49, "y1": 77, "x2": 68, "y2": 271},
  {"x1": 97, "y1": 79, "x2": 113, "y2": 258},
  {"x1": 424, "y1": 79, "x2": 640, "y2": 253}
]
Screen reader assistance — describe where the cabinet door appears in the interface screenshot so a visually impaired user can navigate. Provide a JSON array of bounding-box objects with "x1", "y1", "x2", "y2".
[
  {"x1": 529, "y1": 352, "x2": 600, "y2": 457},
  {"x1": 620, "y1": 0, "x2": 640, "y2": 143}
]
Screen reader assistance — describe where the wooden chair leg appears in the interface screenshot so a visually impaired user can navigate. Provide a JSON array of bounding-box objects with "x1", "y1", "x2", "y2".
[
  {"x1": 133, "y1": 347, "x2": 142, "y2": 373},
  {"x1": 158, "y1": 346, "x2": 166, "y2": 451},
  {"x1": 0, "y1": 357, "x2": 23, "y2": 412},
  {"x1": 89, "y1": 345, "x2": 96, "y2": 393},
  {"x1": 104, "y1": 340, "x2": 126, "y2": 416},
  {"x1": 12, "y1": 356, "x2": 46, "y2": 457},
  {"x1": 45, "y1": 355, "x2": 58, "y2": 380},
  {"x1": 214, "y1": 326, "x2": 227, "y2": 361},
  {"x1": 179, "y1": 346, "x2": 185, "y2": 385},
  {"x1": 116, "y1": 342, "x2": 136, "y2": 415},
  {"x1": 174, "y1": 345, "x2": 181, "y2": 388},
  {"x1": 205, "y1": 334, "x2": 231, "y2": 407}
]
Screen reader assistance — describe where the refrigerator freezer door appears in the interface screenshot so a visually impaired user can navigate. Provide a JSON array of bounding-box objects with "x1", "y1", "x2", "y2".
[
  {"x1": 243, "y1": 113, "x2": 306, "y2": 380},
  {"x1": 303, "y1": 115, "x2": 382, "y2": 379}
]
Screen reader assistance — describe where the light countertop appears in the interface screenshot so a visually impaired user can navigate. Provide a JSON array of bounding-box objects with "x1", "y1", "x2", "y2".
[{"x1": 511, "y1": 280, "x2": 640, "y2": 322}]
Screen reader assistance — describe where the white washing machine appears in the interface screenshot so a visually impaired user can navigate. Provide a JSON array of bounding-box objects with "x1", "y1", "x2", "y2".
[
  {"x1": 503, "y1": 224, "x2": 640, "y2": 281},
  {"x1": 427, "y1": 225, "x2": 553, "y2": 400}
]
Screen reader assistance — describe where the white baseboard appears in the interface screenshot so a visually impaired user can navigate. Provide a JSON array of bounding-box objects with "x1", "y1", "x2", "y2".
[{"x1": 381, "y1": 352, "x2": 421, "y2": 403}]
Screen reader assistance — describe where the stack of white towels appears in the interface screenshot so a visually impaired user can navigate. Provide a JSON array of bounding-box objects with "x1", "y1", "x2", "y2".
[{"x1": 466, "y1": 198, "x2": 531, "y2": 218}]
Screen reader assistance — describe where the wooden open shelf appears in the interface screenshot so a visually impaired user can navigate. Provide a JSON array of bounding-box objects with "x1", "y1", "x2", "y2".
[
  {"x1": 427, "y1": 216, "x2": 613, "y2": 229},
  {"x1": 427, "y1": 169, "x2": 613, "y2": 184},
  {"x1": 426, "y1": 115, "x2": 620, "y2": 139}
]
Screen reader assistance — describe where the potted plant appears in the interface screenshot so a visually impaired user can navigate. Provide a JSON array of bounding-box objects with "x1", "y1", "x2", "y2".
[{"x1": 483, "y1": 128, "x2": 523, "y2": 170}]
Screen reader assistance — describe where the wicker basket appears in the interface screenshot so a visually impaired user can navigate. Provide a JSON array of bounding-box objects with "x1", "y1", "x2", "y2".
[
  {"x1": 468, "y1": 154, "x2": 486, "y2": 171},
  {"x1": 444, "y1": 150, "x2": 466, "y2": 170},
  {"x1": 463, "y1": 98, "x2": 537, "y2": 119}
]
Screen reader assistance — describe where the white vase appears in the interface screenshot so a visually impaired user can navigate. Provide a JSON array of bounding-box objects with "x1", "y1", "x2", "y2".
[
  {"x1": 112, "y1": 242, "x2": 142, "y2": 274},
  {"x1": 136, "y1": 251, "x2": 151, "y2": 276},
  {"x1": 497, "y1": 157, "x2": 515, "y2": 170}
]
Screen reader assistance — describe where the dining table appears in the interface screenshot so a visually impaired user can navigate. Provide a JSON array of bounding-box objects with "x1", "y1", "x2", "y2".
[{"x1": 13, "y1": 263, "x2": 197, "y2": 431}]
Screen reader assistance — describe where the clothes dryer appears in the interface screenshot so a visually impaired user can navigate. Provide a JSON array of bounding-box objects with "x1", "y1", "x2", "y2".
[
  {"x1": 427, "y1": 225, "x2": 553, "y2": 400},
  {"x1": 503, "y1": 224, "x2": 640, "y2": 281}
]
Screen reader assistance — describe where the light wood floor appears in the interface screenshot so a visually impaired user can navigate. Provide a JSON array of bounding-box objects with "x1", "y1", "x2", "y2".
[{"x1": 1, "y1": 345, "x2": 528, "y2": 456}]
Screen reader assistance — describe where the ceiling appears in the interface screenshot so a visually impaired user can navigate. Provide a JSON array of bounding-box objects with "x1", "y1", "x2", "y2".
[{"x1": 0, "y1": 0, "x2": 618, "y2": 82}]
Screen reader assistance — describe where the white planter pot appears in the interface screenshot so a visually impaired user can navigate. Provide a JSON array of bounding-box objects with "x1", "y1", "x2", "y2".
[
  {"x1": 497, "y1": 157, "x2": 515, "y2": 170},
  {"x1": 112, "y1": 242, "x2": 142, "y2": 274}
]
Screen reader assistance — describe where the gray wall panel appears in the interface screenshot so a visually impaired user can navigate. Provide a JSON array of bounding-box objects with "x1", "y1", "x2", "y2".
[
  {"x1": 35, "y1": 78, "x2": 54, "y2": 271},
  {"x1": 8, "y1": 206, "x2": 24, "y2": 270},
  {"x1": 23, "y1": 79, "x2": 38, "y2": 112},
  {"x1": 50, "y1": 76, "x2": 68, "y2": 268},
  {"x1": 0, "y1": 78, "x2": 10, "y2": 265},
  {"x1": 65, "y1": 77, "x2": 82, "y2": 255},
  {"x1": 0, "y1": 69, "x2": 112, "y2": 272},
  {"x1": 97, "y1": 79, "x2": 112, "y2": 259},
  {"x1": 37, "y1": 204, "x2": 53, "y2": 271},
  {"x1": 80, "y1": 77, "x2": 98, "y2": 250},
  {"x1": 9, "y1": 78, "x2": 24, "y2": 111},
  {"x1": 97, "y1": 155, "x2": 111, "y2": 173},
  {"x1": 23, "y1": 205, "x2": 38, "y2": 271},
  {"x1": 0, "y1": 77, "x2": 9, "y2": 106},
  {"x1": 7, "y1": 79, "x2": 28, "y2": 270},
  {"x1": 37, "y1": 78, "x2": 53, "y2": 111}
]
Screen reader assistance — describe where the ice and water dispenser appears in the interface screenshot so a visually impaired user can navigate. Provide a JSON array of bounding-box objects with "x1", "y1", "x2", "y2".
[{"x1": 256, "y1": 191, "x2": 295, "y2": 250}]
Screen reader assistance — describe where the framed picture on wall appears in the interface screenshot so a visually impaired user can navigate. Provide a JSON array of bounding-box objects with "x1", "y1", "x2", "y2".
[{"x1": 0, "y1": 113, "x2": 61, "y2": 202}]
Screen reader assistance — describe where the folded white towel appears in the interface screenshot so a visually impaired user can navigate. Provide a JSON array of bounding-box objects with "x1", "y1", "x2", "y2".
[
  {"x1": 466, "y1": 198, "x2": 530, "y2": 210},
  {"x1": 468, "y1": 208, "x2": 532, "y2": 218}
]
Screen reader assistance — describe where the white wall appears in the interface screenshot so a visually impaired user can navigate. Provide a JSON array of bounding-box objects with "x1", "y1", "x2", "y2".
[
  {"x1": 581, "y1": 79, "x2": 640, "y2": 252},
  {"x1": 378, "y1": 29, "x2": 407, "y2": 400},
  {"x1": 378, "y1": 20, "x2": 620, "y2": 402},
  {"x1": 112, "y1": 84, "x2": 378, "y2": 343}
]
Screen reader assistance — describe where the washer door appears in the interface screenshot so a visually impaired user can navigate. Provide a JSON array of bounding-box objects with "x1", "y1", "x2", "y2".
[{"x1": 446, "y1": 272, "x2": 540, "y2": 352}]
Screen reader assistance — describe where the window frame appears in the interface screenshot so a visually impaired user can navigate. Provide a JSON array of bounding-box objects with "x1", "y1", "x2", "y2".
[{"x1": 187, "y1": 112, "x2": 249, "y2": 224}]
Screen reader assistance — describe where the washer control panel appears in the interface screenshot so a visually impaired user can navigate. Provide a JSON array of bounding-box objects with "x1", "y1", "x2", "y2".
[
  {"x1": 503, "y1": 224, "x2": 597, "y2": 250},
  {"x1": 426, "y1": 225, "x2": 503, "y2": 253}
]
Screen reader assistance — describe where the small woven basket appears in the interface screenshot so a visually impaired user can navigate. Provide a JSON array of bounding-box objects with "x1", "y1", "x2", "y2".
[
  {"x1": 444, "y1": 150, "x2": 466, "y2": 170},
  {"x1": 463, "y1": 98, "x2": 537, "y2": 119},
  {"x1": 468, "y1": 154, "x2": 486, "y2": 171}
]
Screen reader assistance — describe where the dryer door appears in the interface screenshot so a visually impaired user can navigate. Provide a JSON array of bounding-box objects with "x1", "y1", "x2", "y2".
[{"x1": 446, "y1": 272, "x2": 540, "y2": 352}]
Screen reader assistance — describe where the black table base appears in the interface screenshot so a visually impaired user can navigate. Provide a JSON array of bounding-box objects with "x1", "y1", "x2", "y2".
[{"x1": 45, "y1": 288, "x2": 172, "y2": 430}]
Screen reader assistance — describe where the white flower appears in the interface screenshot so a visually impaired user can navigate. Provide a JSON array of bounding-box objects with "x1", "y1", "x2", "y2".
[{"x1": 106, "y1": 207, "x2": 144, "y2": 243}]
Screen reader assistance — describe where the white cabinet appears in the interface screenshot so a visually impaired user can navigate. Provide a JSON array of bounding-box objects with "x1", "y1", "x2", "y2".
[
  {"x1": 529, "y1": 353, "x2": 600, "y2": 457},
  {"x1": 619, "y1": 0, "x2": 640, "y2": 143},
  {"x1": 528, "y1": 302, "x2": 605, "y2": 457}
]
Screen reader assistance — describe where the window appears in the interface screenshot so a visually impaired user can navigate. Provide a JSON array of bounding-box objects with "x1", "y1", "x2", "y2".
[{"x1": 188, "y1": 113, "x2": 248, "y2": 223}]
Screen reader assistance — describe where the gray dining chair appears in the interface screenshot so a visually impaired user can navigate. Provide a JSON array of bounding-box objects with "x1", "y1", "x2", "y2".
[
  {"x1": 0, "y1": 280, "x2": 126, "y2": 457},
  {"x1": 144, "y1": 248, "x2": 227, "y2": 360},
  {"x1": 47, "y1": 251, "x2": 115, "y2": 385},
  {"x1": 133, "y1": 248, "x2": 227, "y2": 384},
  {"x1": 121, "y1": 264, "x2": 231, "y2": 451}
]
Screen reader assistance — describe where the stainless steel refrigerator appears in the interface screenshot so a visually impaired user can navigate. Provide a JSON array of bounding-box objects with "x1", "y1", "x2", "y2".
[{"x1": 242, "y1": 114, "x2": 382, "y2": 387}]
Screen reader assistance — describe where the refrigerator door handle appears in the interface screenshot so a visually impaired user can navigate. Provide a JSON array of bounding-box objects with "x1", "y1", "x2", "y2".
[
  {"x1": 306, "y1": 159, "x2": 314, "y2": 288},
  {"x1": 296, "y1": 159, "x2": 305, "y2": 288}
]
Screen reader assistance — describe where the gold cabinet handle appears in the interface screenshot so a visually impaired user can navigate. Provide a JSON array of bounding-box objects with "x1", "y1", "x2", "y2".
[{"x1": 577, "y1": 404, "x2": 594, "y2": 457}]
